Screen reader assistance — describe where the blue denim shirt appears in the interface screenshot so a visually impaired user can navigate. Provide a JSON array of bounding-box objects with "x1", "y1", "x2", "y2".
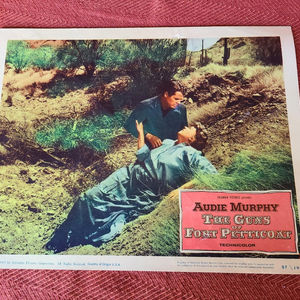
[{"x1": 124, "y1": 96, "x2": 188, "y2": 140}]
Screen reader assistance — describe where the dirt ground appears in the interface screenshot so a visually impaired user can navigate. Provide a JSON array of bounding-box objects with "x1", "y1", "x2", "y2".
[{"x1": 0, "y1": 67, "x2": 292, "y2": 255}]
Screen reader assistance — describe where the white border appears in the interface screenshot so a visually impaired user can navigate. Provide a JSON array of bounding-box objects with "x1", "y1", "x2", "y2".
[
  {"x1": 0, "y1": 254, "x2": 299, "y2": 274},
  {"x1": 0, "y1": 27, "x2": 300, "y2": 274}
]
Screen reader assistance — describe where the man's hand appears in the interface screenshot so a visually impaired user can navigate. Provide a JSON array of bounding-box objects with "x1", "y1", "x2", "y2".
[{"x1": 145, "y1": 133, "x2": 162, "y2": 149}]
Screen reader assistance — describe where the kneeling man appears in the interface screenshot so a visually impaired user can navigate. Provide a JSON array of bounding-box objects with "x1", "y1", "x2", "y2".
[{"x1": 124, "y1": 80, "x2": 187, "y2": 148}]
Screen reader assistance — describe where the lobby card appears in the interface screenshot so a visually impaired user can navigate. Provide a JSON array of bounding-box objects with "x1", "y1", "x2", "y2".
[{"x1": 0, "y1": 27, "x2": 299, "y2": 274}]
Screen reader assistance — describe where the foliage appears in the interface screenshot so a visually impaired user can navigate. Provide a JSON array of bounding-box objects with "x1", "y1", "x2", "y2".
[
  {"x1": 30, "y1": 46, "x2": 57, "y2": 70},
  {"x1": 56, "y1": 40, "x2": 110, "y2": 76},
  {"x1": 98, "y1": 40, "x2": 136, "y2": 70},
  {"x1": 251, "y1": 66, "x2": 284, "y2": 91},
  {"x1": 253, "y1": 37, "x2": 282, "y2": 65},
  {"x1": 5, "y1": 41, "x2": 32, "y2": 73},
  {"x1": 6, "y1": 39, "x2": 187, "y2": 107},
  {"x1": 55, "y1": 40, "x2": 138, "y2": 77},
  {"x1": 54, "y1": 39, "x2": 187, "y2": 103},
  {"x1": 122, "y1": 39, "x2": 187, "y2": 104},
  {"x1": 35, "y1": 111, "x2": 129, "y2": 152},
  {"x1": 6, "y1": 41, "x2": 57, "y2": 72},
  {"x1": 54, "y1": 39, "x2": 187, "y2": 106},
  {"x1": 130, "y1": 39, "x2": 186, "y2": 64},
  {"x1": 150, "y1": 213, "x2": 180, "y2": 256},
  {"x1": 179, "y1": 63, "x2": 284, "y2": 91},
  {"x1": 6, "y1": 39, "x2": 187, "y2": 104},
  {"x1": 175, "y1": 65, "x2": 196, "y2": 79}
]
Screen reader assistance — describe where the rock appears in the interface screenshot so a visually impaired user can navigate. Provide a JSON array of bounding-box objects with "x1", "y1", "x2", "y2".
[
  {"x1": 252, "y1": 93, "x2": 264, "y2": 101},
  {"x1": 209, "y1": 86, "x2": 221, "y2": 99},
  {"x1": 0, "y1": 144, "x2": 8, "y2": 157},
  {"x1": 226, "y1": 94, "x2": 260, "y2": 108},
  {"x1": 207, "y1": 74, "x2": 224, "y2": 86},
  {"x1": 26, "y1": 177, "x2": 36, "y2": 184},
  {"x1": 3, "y1": 99, "x2": 12, "y2": 107},
  {"x1": 42, "y1": 168, "x2": 54, "y2": 174},
  {"x1": 253, "y1": 93, "x2": 262, "y2": 97},
  {"x1": 27, "y1": 204, "x2": 42, "y2": 213},
  {"x1": 225, "y1": 71, "x2": 244, "y2": 82},
  {"x1": 46, "y1": 210, "x2": 56, "y2": 216},
  {"x1": 20, "y1": 169, "x2": 28, "y2": 175},
  {"x1": 15, "y1": 160, "x2": 27, "y2": 167}
]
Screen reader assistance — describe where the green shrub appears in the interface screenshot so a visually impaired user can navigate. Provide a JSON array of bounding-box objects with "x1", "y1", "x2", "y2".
[
  {"x1": 97, "y1": 40, "x2": 135, "y2": 70},
  {"x1": 6, "y1": 41, "x2": 57, "y2": 72},
  {"x1": 35, "y1": 111, "x2": 129, "y2": 152},
  {"x1": 31, "y1": 46, "x2": 57, "y2": 70},
  {"x1": 124, "y1": 39, "x2": 187, "y2": 103},
  {"x1": 56, "y1": 40, "x2": 110, "y2": 76},
  {"x1": 175, "y1": 65, "x2": 196, "y2": 79},
  {"x1": 6, "y1": 40, "x2": 32, "y2": 72},
  {"x1": 54, "y1": 39, "x2": 187, "y2": 105}
]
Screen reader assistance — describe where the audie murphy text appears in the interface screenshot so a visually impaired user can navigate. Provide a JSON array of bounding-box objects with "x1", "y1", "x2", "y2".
[{"x1": 183, "y1": 202, "x2": 293, "y2": 240}]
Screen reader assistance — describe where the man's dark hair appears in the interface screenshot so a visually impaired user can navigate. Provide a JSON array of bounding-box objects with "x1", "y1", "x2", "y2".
[{"x1": 157, "y1": 80, "x2": 183, "y2": 96}]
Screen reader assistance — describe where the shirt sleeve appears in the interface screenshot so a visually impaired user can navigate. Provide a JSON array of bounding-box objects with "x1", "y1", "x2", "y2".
[
  {"x1": 136, "y1": 144, "x2": 150, "y2": 162},
  {"x1": 124, "y1": 103, "x2": 148, "y2": 138},
  {"x1": 188, "y1": 147, "x2": 217, "y2": 174}
]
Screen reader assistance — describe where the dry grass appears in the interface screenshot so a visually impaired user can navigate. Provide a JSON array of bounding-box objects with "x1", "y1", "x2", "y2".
[
  {"x1": 3, "y1": 67, "x2": 57, "y2": 90},
  {"x1": 187, "y1": 99, "x2": 227, "y2": 124},
  {"x1": 181, "y1": 63, "x2": 284, "y2": 92},
  {"x1": 249, "y1": 67, "x2": 284, "y2": 91}
]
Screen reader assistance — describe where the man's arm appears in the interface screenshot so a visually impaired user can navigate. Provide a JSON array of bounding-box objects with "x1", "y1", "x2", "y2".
[{"x1": 125, "y1": 102, "x2": 162, "y2": 149}]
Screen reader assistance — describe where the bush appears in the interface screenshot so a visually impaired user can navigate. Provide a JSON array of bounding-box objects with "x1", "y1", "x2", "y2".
[
  {"x1": 5, "y1": 41, "x2": 32, "y2": 72},
  {"x1": 6, "y1": 41, "x2": 58, "y2": 72},
  {"x1": 253, "y1": 37, "x2": 283, "y2": 65},
  {"x1": 55, "y1": 40, "x2": 111, "y2": 76},
  {"x1": 31, "y1": 46, "x2": 57, "y2": 70},
  {"x1": 119, "y1": 39, "x2": 187, "y2": 104},
  {"x1": 35, "y1": 111, "x2": 129, "y2": 152},
  {"x1": 97, "y1": 40, "x2": 135, "y2": 70}
]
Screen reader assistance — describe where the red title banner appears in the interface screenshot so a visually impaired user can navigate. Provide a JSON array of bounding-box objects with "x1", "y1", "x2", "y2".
[{"x1": 180, "y1": 190, "x2": 298, "y2": 254}]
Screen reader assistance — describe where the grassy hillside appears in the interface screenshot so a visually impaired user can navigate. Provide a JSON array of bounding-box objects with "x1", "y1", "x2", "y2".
[{"x1": 187, "y1": 37, "x2": 282, "y2": 66}]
